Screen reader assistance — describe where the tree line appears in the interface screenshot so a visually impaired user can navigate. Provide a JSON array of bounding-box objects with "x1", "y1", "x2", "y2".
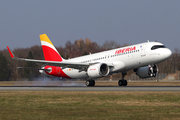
[{"x1": 0, "y1": 39, "x2": 179, "y2": 81}]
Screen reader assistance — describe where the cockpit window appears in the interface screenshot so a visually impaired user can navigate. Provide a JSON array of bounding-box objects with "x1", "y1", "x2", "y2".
[{"x1": 151, "y1": 45, "x2": 166, "y2": 50}]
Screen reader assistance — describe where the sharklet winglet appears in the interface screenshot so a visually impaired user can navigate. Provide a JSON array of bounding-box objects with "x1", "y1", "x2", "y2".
[{"x1": 7, "y1": 46, "x2": 15, "y2": 59}]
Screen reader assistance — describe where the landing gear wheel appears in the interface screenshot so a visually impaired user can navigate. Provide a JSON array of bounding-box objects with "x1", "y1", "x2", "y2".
[
  {"x1": 118, "y1": 80, "x2": 127, "y2": 86},
  {"x1": 118, "y1": 72, "x2": 128, "y2": 86},
  {"x1": 122, "y1": 80, "x2": 127, "y2": 86},
  {"x1": 86, "y1": 80, "x2": 91, "y2": 87},
  {"x1": 91, "y1": 80, "x2": 95, "y2": 86},
  {"x1": 118, "y1": 80, "x2": 123, "y2": 86},
  {"x1": 85, "y1": 80, "x2": 95, "y2": 87}
]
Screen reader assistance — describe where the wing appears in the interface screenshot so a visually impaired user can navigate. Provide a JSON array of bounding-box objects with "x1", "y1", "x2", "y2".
[
  {"x1": 7, "y1": 46, "x2": 95, "y2": 71},
  {"x1": 7, "y1": 46, "x2": 114, "y2": 72},
  {"x1": 16, "y1": 57, "x2": 89, "y2": 69}
]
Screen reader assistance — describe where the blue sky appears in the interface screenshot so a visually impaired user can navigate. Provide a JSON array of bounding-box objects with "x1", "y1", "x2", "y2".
[{"x1": 1, "y1": 0, "x2": 180, "y2": 51}]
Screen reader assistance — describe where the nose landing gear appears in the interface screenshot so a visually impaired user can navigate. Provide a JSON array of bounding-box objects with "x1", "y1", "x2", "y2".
[
  {"x1": 118, "y1": 72, "x2": 128, "y2": 86},
  {"x1": 118, "y1": 79, "x2": 127, "y2": 86}
]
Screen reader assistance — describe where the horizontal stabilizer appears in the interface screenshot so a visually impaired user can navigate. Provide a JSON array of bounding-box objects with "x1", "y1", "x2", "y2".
[{"x1": 17, "y1": 67, "x2": 51, "y2": 72}]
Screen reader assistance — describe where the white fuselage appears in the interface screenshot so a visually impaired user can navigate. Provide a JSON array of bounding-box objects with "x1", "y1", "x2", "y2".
[{"x1": 60, "y1": 41, "x2": 172, "y2": 79}]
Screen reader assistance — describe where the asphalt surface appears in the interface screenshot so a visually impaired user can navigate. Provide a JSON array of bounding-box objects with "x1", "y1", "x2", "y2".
[{"x1": 0, "y1": 86, "x2": 180, "y2": 91}]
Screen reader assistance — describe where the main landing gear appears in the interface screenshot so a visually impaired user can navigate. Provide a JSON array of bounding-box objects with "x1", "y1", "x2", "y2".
[
  {"x1": 85, "y1": 72, "x2": 128, "y2": 87},
  {"x1": 118, "y1": 72, "x2": 128, "y2": 86},
  {"x1": 85, "y1": 79, "x2": 95, "y2": 87}
]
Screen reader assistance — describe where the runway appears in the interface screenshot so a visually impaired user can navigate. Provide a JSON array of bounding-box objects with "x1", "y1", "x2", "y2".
[{"x1": 0, "y1": 86, "x2": 180, "y2": 91}]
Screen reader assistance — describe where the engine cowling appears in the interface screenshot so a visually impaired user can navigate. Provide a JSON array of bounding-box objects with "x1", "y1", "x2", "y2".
[
  {"x1": 134, "y1": 65, "x2": 158, "y2": 78},
  {"x1": 87, "y1": 63, "x2": 109, "y2": 78}
]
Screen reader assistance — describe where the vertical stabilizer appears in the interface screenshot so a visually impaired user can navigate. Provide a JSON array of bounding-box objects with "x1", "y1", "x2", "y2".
[{"x1": 40, "y1": 34, "x2": 64, "y2": 61}]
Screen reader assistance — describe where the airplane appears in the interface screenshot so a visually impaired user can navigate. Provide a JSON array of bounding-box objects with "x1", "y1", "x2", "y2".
[{"x1": 7, "y1": 34, "x2": 172, "y2": 86}]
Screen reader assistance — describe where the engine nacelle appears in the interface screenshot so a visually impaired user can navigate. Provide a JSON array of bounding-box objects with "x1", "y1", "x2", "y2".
[
  {"x1": 87, "y1": 63, "x2": 109, "y2": 78},
  {"x1": 134, "y1": 65, "x2": 158, "y2": 78}
]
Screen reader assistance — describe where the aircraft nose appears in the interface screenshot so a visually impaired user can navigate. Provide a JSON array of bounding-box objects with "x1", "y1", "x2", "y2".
[{"x1": 164, "y1": 48, "x2": 172, "y2": 59}]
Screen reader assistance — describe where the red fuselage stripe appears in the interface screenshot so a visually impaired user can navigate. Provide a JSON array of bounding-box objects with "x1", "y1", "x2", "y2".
[{"x1": 44, "y1": 66, "x2": 71, "y2": 79}]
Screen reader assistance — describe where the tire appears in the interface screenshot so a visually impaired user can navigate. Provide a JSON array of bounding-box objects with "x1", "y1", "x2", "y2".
[
  {"x1": 92, "y1": 80, "x2": 95, "y2": 86},
  {"x1": 122, "y1": 80, "x2": 127, "y2": 86},
  {"x1": 118, "y1": 80, "x2": 123, "y2": 86},
  {"x1": 86, "y1": 80, "x2": 95, "y2": 87},
  {"x1": 85, "y1": 80, "x2": 91, "y2": 87},
  {"x1": 118, "y1": 80, "x2": 128, "y2": 86}
]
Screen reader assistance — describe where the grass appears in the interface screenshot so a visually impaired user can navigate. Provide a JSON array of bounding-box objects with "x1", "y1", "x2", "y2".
[{"x1": 0, "y1": 91, "x2": 180, "y2": 120}]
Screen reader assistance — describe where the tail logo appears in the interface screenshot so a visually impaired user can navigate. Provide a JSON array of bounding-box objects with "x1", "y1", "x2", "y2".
[{"x1": 40, "y1": 34, "x2": 63, "y2": 61}]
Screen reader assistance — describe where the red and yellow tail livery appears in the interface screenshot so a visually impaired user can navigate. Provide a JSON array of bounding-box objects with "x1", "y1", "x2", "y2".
[{"x1": 40, "y1": 34, "x2": 64, "y2": 62}]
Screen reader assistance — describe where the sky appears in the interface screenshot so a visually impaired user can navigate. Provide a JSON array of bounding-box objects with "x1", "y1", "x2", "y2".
[{"x1": 0, "y1": 0, "x2": 180, "y2": 51}]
